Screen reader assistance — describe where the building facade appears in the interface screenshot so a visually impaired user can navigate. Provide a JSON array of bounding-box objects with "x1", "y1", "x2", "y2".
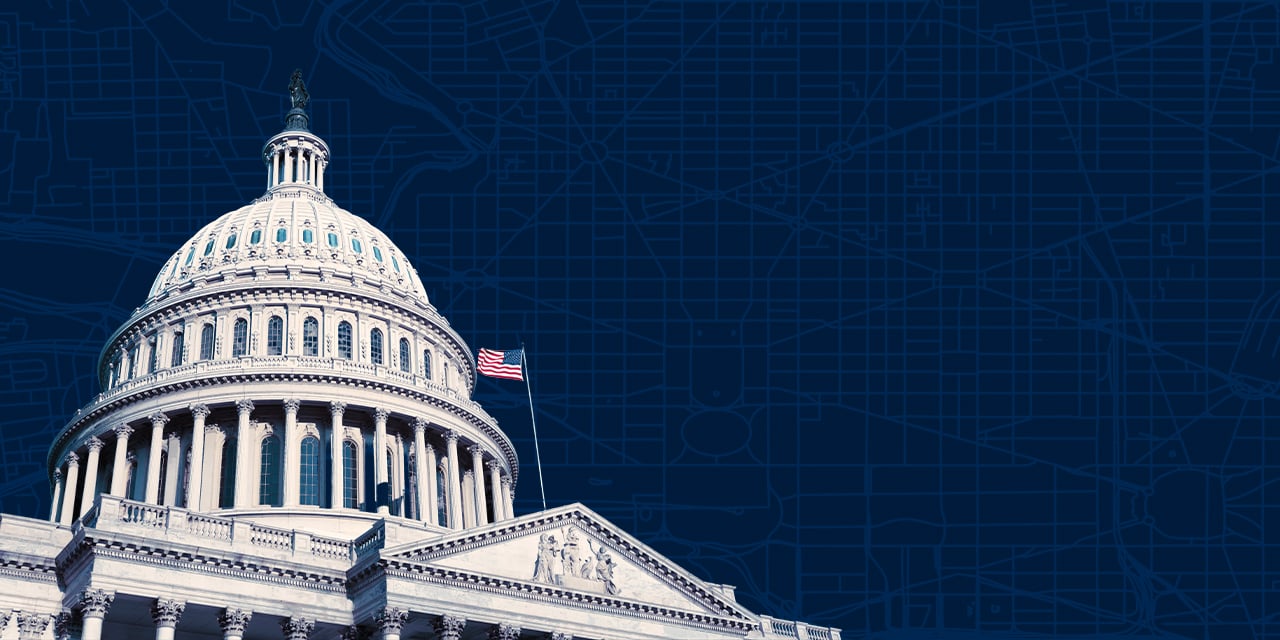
[{"x1": 0, "y1": 80, "x2": 839, "y2": 640}]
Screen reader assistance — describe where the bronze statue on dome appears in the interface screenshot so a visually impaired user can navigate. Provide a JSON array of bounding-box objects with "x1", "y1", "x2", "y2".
[{"x1": 289, "y1": 69, "x2": 309, "y2": 110}]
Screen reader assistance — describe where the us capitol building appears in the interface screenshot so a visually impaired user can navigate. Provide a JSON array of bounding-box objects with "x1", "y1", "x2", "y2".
[{"x1": 0, "y1": 78, "x2": 840, "y2": 640}]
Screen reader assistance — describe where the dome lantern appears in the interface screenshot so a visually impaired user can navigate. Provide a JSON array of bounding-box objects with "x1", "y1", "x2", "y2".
[{"x1": 262, "y1": 70, "x2": 329, "y2": 192}]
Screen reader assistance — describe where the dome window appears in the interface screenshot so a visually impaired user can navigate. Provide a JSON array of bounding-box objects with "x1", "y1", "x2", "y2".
[
  {"x1": 302, "y1": 229, "x2": 314, "y2": 244},
  {"x1": 392, "y1": 256, "x2": 401, "y2": 273},
  {"x1": 203, "y1": 240, "x2": 215, "y2": 256},
  {"x1": 232, "y1": 319, "x2": 248, "y2": 357},
  {"x1": 302, "y1": 317, "x2": 319, "y2": 356},
  {"x1": 337, "y1": 321, "x2": 353, "y2": 360},
  {"x1": 250, "y1": 229, "x2": 262, "y2": 245},
  {"x1": 351, "y1": 238, "x2": 363, "y2": 254},
  {"x1": 370, "y1": 328, "x2": 384, "y2": 365},
  {"x1": 225, "y1": 234, "x2": 238, "y2": 249},
  {"x1": 184, "y1": 246, "x2": 196, "y2": 267},
  {"x1": 276, "y1": 228, "x2": 288, "y2": 243},
  {"x1": 373, "y1": 246, "x2": 384, "y2": 262},
  {"x1": 327, "y1": 233, "x2": 339, "y2": 248},
  {"x1": 266, "y1": 316, "x2": 284, "y2": 356}
]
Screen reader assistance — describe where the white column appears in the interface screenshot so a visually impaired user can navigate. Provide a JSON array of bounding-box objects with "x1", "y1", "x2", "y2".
[
  {"x1": 375, "y1": 608, "x2": 408, "y2": 640},
  {"x1": 317, "y1": 159, "x2": 325, "y2": 191},
  {"x1": 283, "y1": 148, "x2": 294, "y2": 183},
  {"x1": 501, "y1": 475, "x2": 514, "y2": 520},
  {"x1": 412, "y1": 419, "x2": 429, "y2": 522},
  {"x1": 49, "y1": 470, "x2": 63, "y2": 522},
  {"x1": 374, "y1": 408, "x2": 390, "y2": 515},
  {"x1": 444, "y1": 430, "x2": 462, "y2": 529},
  {"x1": 78, "y1": 437, "x2": 105, "y2": 516},
  {"x1": 218, "y1": 609, "x2": 251, "y2": 640},
  {"x1": 78, "y1": 589, "x2": 113, "y2": 640},
  {"x1": 271, "y1": 149, "x2": 280, "y2": 188},
  {"x1": 59, "y1": 453, "x2": 80, "y2": 525},
  {"x1": 204, "y1": 427, "x2": 225, "y2": 510},
  {"x1": 309, "y1": 152, "x2": 317, "y2": 186},
  {"x1": 487, "y1": 460, "x2": 504, "y2": 521},
  {"x1": 470, "y1": 445, "x2": 488, "y2": 525},
  {"x1": 151, "y1": 599, "x2": 185, "y2": 640},
  {"x1": 330, "y1": 401, "x2": 347, "y2": 509},
  {"x1": 163, "y1": 431, "x2": 182, "y2": 506},
  {"x1": 144, "y1": 412, "x2": 170, "y2": 504},
  {"x1": 109, "y1": 424, "x2": 133, "y2": 496},
  {"x1": 283, "y1": 399, "x2": 301, "y2": 506},
  {"x1": 489, "y1": 622, "x2": 521, "y2": 640},
  {"x1": 392, "y1": 434, "x2": 406, "y2": 515},
  {"x1": 187, "y1": 404, "x2": 209, "y2": 510},
  {"x1": 461, "y1": 470, "x2": 475, "y2": 528},
  {"x1": 234, "y1": 399, "x2": 254, "y2": 508},
  {"x1": 425, "y1": 440, "x2": 439, "y2": 525}
]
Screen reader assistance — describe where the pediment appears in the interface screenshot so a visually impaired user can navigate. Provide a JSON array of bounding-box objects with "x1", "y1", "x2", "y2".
[{"x1": 382, "y1": 504, "x2": 754, "y2": 621}]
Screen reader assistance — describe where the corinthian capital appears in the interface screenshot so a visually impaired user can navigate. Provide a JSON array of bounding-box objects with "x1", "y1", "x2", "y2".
[
  {"x1": 85, "y1": 437, "x2": 105, "y2": 452},
  {"x1": 112, "y1": 423, "x2": 134, "y2": 439},
  {"x1": 78, "y1": 589, "x2": 114, "y2": 617},
  {"x1": 374, "y1": 607, "x2": 408, "y2": 633},
  {"x1": 432, "y1": 614, "x2": 466, "y2": 639},
  {"x1": 188, "y1": 403, "x2": 211, "y2": 420},
  {"x1": 412, "y1": 417, "x2": 429, "y2": 433},
  {"x1": 283, "y1": 398, "x2": 301, "y2": 413},
  {"x1": 148, "y1": 412, "x2": 170, "y2": 426},
  {"x1": 374, "y1": 408, "x2": 390, "y2": 422},
  {"x1": 150, "y1": 599, "x2": 185, "y2": 628},
  {"x1": 330, "y1": 400, "x2": 348, "y2": 415},
  {"x1": 281, "y1": 617, "x2": 315, "y2": 640},
  {"x1": 217, "y1": 608, "x2": 252, "y2": 634},
  {"x1": 235, "y1": 399, "x2": 255, "y2": 414},
  {"x1": 489, "y1": 622, "x2": 521, "y2": 640}
]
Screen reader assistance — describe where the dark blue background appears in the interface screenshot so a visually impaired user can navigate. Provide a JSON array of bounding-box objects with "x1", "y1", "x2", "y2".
[{"x1": 0, "y1": 2, "x2": 1276, "y2": 637}]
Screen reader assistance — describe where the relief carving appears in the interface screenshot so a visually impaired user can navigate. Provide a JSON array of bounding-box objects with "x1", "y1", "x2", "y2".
[{"x1": 532, "y1": 526, "x2": 619, "y2": 595}]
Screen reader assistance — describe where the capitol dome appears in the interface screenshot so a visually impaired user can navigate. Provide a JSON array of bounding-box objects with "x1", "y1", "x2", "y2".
[
  {"x1": 47, "y1": 75, "x2": 517, "y2": 539},
  {"x1": 13, "y1": 74, "x2": 836, "y2": 640}
]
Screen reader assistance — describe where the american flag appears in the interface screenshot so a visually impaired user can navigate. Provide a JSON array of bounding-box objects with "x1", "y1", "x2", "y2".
[{"x1": 477, "y1": 348, "x2": 524, "y2": 380}]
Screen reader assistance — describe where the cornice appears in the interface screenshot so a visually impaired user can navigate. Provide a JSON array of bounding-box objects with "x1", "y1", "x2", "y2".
[
  {"x1": 350, "y1": 559, "x2": 756, "y2": 634},
  {"x1": 59, "y1": 535, "x2": 348, "y2": 594}
]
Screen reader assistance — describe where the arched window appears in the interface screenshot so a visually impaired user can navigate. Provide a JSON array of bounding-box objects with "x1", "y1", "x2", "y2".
[
  {"x1": 232, "y1": 319, "x2": 248, "y2": 357},
  {"x1": 337, "y1": 321, "x2": 353, "y2": 360},
  {"x1": 170, "y1": 330, "x2": 184, "y2": 367},
  {"x1": 370, "y1": 328, "x2": 384, "y2": 365},
  {"x1": 436, "y1": 463, "x2": 448, "y2": 526},
  {"x1": 399, "y1": 338, "x2": 411, "y2": 373},
  {"x1": 219, "y1": 437, "x2": 236, "y2": 508},
  {"x1": 300, "y1": 436, "x2": 321, "y2": 506},
  {"x1": 259, "y1": 435, "x2": 281, "y2": 507},
  {"x1": 422, "y1": 350, "x2": 432, "y2": 380},
  {"x1": 200, "y1": 324, "x2": 215, "y2": 361},
  {"x1": 266, "y1": 316, "x2": 284, "y2": 356},
  {"x1": 303, "y1": 317, "x2": 319, "y2": 356},
  {"x1": 342, "y1": 440, "x2": 359, "y2": 509}
]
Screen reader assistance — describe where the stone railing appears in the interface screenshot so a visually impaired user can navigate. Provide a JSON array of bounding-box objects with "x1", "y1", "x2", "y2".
[
  {"x1": 94, "y1": 495, "x2": 364, "y2": 566},
  {"x1": 759, "y1": 616, "x2": 841, "y2": 640}
]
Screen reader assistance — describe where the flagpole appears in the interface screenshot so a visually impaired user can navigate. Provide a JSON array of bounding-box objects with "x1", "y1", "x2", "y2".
[{"x1": 522, "y1": 343, "x2": 548, "y2": 512}]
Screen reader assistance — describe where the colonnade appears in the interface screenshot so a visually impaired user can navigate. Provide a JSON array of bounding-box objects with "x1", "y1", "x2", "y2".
[
  {"x1": 50, "y1": 400, "x2": 515, "y2": 529},
  {"x1": 38, "y1": 590, "x2": 578, "y2": 640}
]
